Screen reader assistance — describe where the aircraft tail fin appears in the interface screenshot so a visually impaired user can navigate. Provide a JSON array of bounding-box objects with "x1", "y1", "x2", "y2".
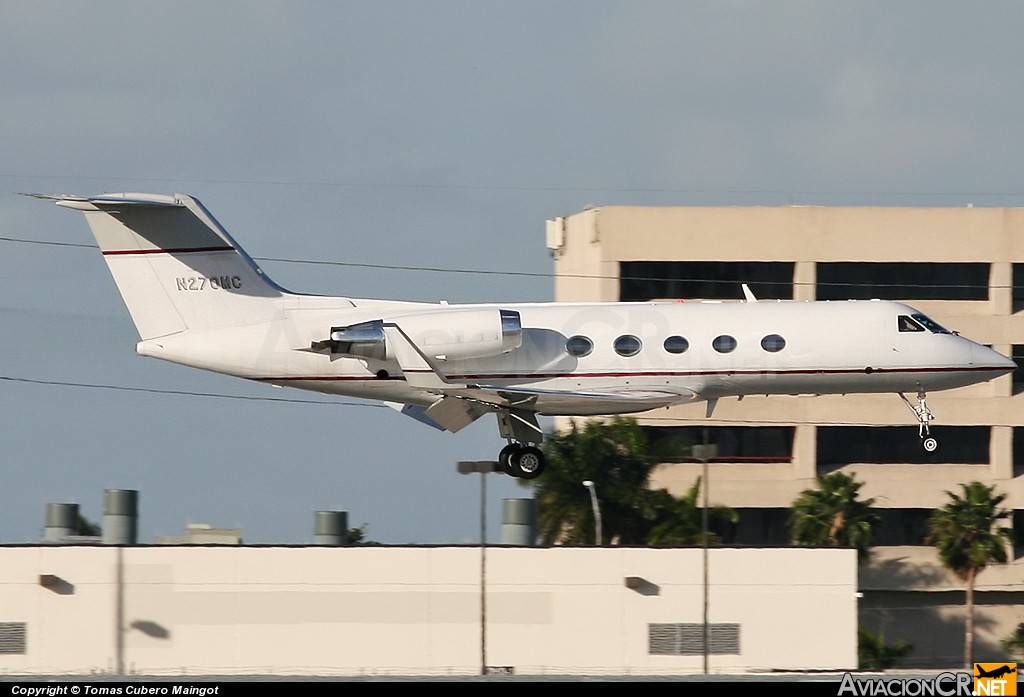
[{"x1": 30, "y1": 193, "x2": 290, "y2": 340}]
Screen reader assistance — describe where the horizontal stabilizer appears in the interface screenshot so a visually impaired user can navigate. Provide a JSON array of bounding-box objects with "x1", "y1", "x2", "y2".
[{"x1": 22, "y1": 192, "x2": 184, "y2": 209}]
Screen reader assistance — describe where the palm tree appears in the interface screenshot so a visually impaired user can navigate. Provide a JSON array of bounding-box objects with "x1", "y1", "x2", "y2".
[
  {"x1": 646, "y1": 478, "x2": 738, "y2": 546},
  {"x1": 535, "y1": 417, "x2": 738, "y2": 546},
  {"x1": 927, "y1": 481, "x2": 1012, "y2": 669},
  {"x1": 1000, "y1": 623, "x2": 1024, "y2": 661},
  {"x1": 789, "y1": 471, "x2": 880, "y2": 562},
  {"x1": 535, "y1": 417, "x2": 657, "y2": 544}
]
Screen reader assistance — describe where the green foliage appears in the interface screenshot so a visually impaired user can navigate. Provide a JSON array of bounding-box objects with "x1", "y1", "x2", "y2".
[
  {"x1": 858, "y1": 627, "x2": 914, "y2": 669},
  {"x1": 535, "y1": 417, "x2": 736, "y2": 545},
  {"x1": 927, "y1": 482, "x2": 1012, "y2": 581},
  {"x1": 789, "y1": 472, "x2": 880, "y2": 562},
  {"x1": 646, "y1": 478, "x2": 738, "y2": 546},
  {"x1": 1000, "y1": 623, "x2": 1024, "y2": 659},
  {"x1": 77, "y1": 514, "x2": 101, "y2": 537},
  {"x1": 536, "y1": 417, "x2": 655, "y2": 545}
]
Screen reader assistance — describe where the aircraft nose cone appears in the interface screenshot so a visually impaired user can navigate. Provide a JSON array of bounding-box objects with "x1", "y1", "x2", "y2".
[{"x1": 974, "y1": 344, "x2": 1017, "y2": 374}]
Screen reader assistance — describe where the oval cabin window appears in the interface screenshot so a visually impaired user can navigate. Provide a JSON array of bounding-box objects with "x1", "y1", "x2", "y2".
[
  {"x1": 712, "y1": 335, "x2": 737, "y2": 353},
  {"x1": 613, "y1": 335, "x2": 643, "y2": 357},
  {"x1": 664, "y1": 336, "x2": 689, "y2": 354},
  {"x1": 566, "y1": 335, "x2": 594, "y2": 357}
]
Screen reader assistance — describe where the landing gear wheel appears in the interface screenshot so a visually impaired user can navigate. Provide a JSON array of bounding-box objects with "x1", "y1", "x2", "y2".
[
  {"x1": 509, "y1": 446, "x2": 546, "y2": 480},
  {"x1": 498, "y1": 443, "x2": 518, "y2": 475},
  {"x1": 923, "y1": 437, "x2": 938, "y2": 452}
]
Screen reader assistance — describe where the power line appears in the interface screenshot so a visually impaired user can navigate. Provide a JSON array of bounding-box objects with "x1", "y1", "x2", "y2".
[
  {"x1": 0, "y1": 375, "x2": 387, "y2": 409},
  {"x1": 1, "y1": 375, "x2": 943, "y2": 428},
  {"x1": 6, "y1": 172, "x2": 1024, "y2": 198},
  {"x1": 1, "y1": 234, "x2": 1019, "y2": 290}
]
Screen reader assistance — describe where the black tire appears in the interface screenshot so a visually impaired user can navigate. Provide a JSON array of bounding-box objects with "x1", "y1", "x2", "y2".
[
  {"x1": 498, "y1": 443, "x2": 518, "y2": 476},
  {"x1": 510, "y1": 446, "x2": 545, "y2": 480}
]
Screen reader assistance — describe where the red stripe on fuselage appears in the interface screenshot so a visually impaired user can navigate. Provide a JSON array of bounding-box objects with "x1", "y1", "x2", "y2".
[
  {"x1": 250, "y1": 365, "x2": 1008, "y2": 382},
  {"x1": 445, "y1": 365, "x2": 1009, "y2": 381},
  {"x1": 102, "y1": 246, "x2": 234, "y2": 256},
  {"x1": 252, "y1": 376, "x2": 404, "y2": 382}
]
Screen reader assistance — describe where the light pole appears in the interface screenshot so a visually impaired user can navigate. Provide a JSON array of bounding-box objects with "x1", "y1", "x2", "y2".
[
  {"x1": 457, "y1": 460, "x2": 500, "y2": 676},
  {"x1": 582, "y1": 480, "x2": 602, "y2": 545},
  {"x1": 692, "y1": 437, "x2": 717, "y2": 676}
]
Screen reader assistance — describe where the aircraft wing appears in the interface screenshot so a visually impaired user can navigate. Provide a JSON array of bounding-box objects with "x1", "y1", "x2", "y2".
[
  {"x1": 461, "y1": 383, "x2": 701, "y2": 415},
  {"x1": 385, "y1": 383, "x2": 700, "y2": 433}
]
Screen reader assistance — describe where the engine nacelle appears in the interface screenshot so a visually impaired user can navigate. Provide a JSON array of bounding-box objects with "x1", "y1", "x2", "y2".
[
  {"x1": 329, "y1": 319, "x2": 387, "y2": 360},
  {"x1": 319, "y1": 309, "x2": 522, "y2": 363},
  {"x1": 391, "y1": 308, "x2": 522, "y2": 361}
]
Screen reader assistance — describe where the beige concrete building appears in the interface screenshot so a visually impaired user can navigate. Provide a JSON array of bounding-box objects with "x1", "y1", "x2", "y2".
[
  {"x1": 0, "y1": 545, "x2": 854, "y2": 676},
  {"x1": 547, "y1": 205, "x2": 1024, "y2": 665},
  {"x1": 548, "y1": 205, "x2": 1024, "y2": 543}
]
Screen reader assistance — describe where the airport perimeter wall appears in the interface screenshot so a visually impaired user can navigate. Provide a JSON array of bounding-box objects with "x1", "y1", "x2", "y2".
[{"x1": 0, "y1": 545, "x2": 856, "y2": 677}]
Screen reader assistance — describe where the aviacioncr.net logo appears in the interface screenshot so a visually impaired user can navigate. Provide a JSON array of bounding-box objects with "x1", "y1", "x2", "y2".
[
  {"x1": 974, "y1": 663, "x2": 1017, "y2": 696},
  {"x1": 838, "y1": 672, "x2": 973, "y2": 696}
]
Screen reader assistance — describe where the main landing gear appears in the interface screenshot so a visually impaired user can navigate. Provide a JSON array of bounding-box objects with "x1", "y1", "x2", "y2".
[
  {"x1": 899, "y1": 390, "x2": 938, "y2": 452},
  {"x1": 499, "y1": 442, "x2": 546, "y2": 479},
  {"x1": 494, "y1": 407, "x2": 547, "y2": 479}
]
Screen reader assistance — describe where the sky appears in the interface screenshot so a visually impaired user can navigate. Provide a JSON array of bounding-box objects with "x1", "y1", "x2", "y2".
[{"x1": 4, "y1": 1, "x2": 1024, "y2": 545}]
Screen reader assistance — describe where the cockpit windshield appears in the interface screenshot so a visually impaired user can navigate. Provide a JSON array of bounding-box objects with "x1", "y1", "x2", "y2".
[
  {"x1": 911, "y1": 313, "x2": 951, "y2": 334},
  {"x1": 898, "y1": 315, "x2": 924, "y2": 332}
]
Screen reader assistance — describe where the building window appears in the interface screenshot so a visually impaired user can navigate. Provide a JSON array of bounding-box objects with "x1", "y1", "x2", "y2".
[
  {"x1": 620, "y1": 261, "x2": 794, "y2": 301},
  {"x1": 644, "y1": 426, "x2": 794, "y2": 463},
  {"x1": 818, "y1": 426, "x2": 990, "y2": 465},
  {"x1": 760, "y1": 334, "x2": 786, "y2": 352},
  {"x1": 664, "y1": 336, "x2": 689, "y2": 354},
  {"x1": 1011, "y1": 428, "x2": 1024, "y2": 476},
  {"x1": 873, "y1": 509, "x2": 933, "y2": 546},
  {"x1": 649, "y1": 623, "x2": 740, "y2": 655},
  {"x1": 728, "y1": 508, "x2": 791, "y2": 545},
  {"x1": 613, "y1": 335, "x2": 642, "y2": 357},
  {"x1": 712, "y1": 335, "x2": 737, "y2": 353},
  {"x1": 816, "y1": 262, "x2": 989, "y2": 301},
  {"x1": 565, "y1": 335, "x2": 593, "y2": 357},
  {"x1": 1013, "y1": 346, "x2": 1024, "y2": 394},
  {"x1": 1013, "y1": 264, "x2": 1024, "y2": 312}
]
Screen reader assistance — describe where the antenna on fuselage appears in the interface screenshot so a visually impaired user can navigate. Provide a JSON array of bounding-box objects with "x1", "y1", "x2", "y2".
[{"x1": 741, "y1": 284, "x2": 758, "y2": 302}]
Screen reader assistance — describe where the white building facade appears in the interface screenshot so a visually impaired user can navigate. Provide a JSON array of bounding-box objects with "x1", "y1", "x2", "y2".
[{"x1": 0, "y1": 545, "x2": 855, "y2": 677}]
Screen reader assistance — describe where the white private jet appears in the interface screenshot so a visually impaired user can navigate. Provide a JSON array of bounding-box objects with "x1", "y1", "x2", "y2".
[{"x1": 31, "y1": 192, "x2": 1016, "y2": 479}]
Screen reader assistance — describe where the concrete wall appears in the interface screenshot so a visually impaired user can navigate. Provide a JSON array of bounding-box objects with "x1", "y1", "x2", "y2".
[{"x1": 0, "y1": 545, "x2": 856, "y2": 677}]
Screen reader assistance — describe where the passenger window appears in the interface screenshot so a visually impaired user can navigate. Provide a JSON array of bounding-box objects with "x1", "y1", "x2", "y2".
[
  {"x1": 712, "y1": 335, "x2": 737, "y2": 353},
  {"x1": 614, "y1": 335, "x2": 642, "y2": 357},
  {"x1": 566, "y1": 335, "x2": 594, "y2": 357},
  {"x1": 761, "y1": 334, "x2": 786, "y2": 352},
  {"x1": 664, "y1": 336, "x2": 689, "y2": 354},
  {"x1": 898, "y1": 315, "x2": 925, "y2": 332}
]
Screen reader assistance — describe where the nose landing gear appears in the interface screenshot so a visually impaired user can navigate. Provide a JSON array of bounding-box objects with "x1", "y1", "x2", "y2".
[{"x1": 899, "y1": 391, "x2": 938, "y2": 452}]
